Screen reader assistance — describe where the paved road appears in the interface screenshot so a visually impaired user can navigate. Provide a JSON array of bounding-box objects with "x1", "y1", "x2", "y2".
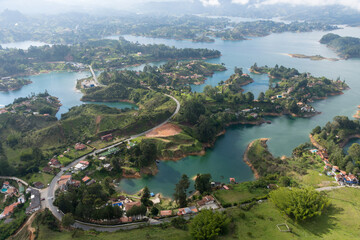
[
  {"x1": 45, "y1": 93, "x2": 181, "y2": 230},
  {"x1": 0, "y1": 176, "x2": 29, "y2": 187},
  {"x1": 89, "y1": 65, "x2": 103, "y2": 86}
]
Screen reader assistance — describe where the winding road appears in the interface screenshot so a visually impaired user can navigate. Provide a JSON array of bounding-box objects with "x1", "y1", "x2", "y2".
[{"x1": 45, "y1": 93, "x2": 180, "y2": 231}]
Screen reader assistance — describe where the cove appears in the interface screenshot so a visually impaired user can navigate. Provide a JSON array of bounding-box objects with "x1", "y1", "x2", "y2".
[
  {"x1": 118, "y1": 26, "x2": 360, "y2": 197},
  {"x1": 0, "y1": 71, "x2": 137, "y2": 119}
]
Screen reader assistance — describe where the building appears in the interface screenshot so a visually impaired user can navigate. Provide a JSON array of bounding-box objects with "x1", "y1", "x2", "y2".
[
  {"x1": 0, "y1": 202, "x2": 20, "y2": 219},
  {"x1": 48, "y1": 158, "x2": 61, "y2": 168},
  {"x1": 197, "y1": 195, "x2": 215, "y2": 207},
  {"x1": 345, "y1": 174, "x2": 358, "y2": 185},
  {"x1": 160, "y1": 210, "x2": 172, "y2": 217},
  {"x1": 33, "y1": 182, "x2": 44, "y2": 189},
  {"x1": 82, "y1": 176, "x2": 91, "y2": 183},
  {"x1": 101, "y1": 133, "x2": 113, "y2": 141},
  {"x1": 332, "y1": 166, "x2": 340, "y2": 173},
  {"x1": 26, "y1": 189, "x2": 41, "y2": 214},
  {"x1": 75, "y1": 143, "x2": 87, "y2": 151},
  {"x1": 74, "y1": 161, "x2": 89, "y2": 171}
]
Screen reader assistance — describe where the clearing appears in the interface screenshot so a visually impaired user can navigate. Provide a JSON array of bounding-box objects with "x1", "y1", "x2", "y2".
[{"x1": 145, "y1": 123, "x2": 182, "y2": 138}]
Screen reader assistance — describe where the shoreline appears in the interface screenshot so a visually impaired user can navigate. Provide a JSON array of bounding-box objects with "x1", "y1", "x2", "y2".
[
  {"x1": 243, "y1": 138, "x2": 270, "y2": 180},
  {"x1": 153, "y1": 119, "x2": 266, "y2": 163}
]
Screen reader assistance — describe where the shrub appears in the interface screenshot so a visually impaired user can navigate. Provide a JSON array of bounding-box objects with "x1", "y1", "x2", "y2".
[{"x1": 270, "y1": 187, "x2": 329, "y2": 221}]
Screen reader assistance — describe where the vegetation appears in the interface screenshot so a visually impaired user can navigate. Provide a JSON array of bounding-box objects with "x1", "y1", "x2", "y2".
[
  {"x1": 189, "y1": 210, "x2": 230, "y2": 240},
  {"x1": 174, "y1": 174, "x2": 190, "y2": 207},
  {"x1": 54, "y1": 183, "x2": 123, "y2": 222},
  {"x1": 0, "y1": 77, "x2": 31, "y2": 91},
  {"x1": 194, "y1": 173, "x2": 212, "y2": 194},
  {"x1": 312, "y1": 116, "x2": 360, "y2": 175},
  {"x1": 250, "y1": 64, "x2": 348, "y2": 116},
  {"x1": 270, "y1": 187, "x2": 329, "y2": 221},
  {"x1": 0, "y1": 37, "x2": 220, "y2": 78},
  {"x1": 320, "y1": 33, "x2": 360, "y2": 59}
]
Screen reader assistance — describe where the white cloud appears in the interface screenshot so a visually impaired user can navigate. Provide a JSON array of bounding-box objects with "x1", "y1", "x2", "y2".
[
  {"x1": 231, "y1": 0, "x2": 360, "y2": 11},
  {"x1": 231, "y1": 0, "x2": 250, "y2": 4},
  {"x1": 200, "y1": 0, "x2": 220, "y2": 7}
]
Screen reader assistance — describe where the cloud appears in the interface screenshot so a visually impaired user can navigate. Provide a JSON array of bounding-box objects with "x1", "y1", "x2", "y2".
[
  {"x1": 231, "y1": 0, "x2": 250, "y2": 4},
  {"x1": 231, "y1": 0, "x2": 360, "y2": 11},
  {"x1": 200, "y1": 0, "x2": 220, "y2": 6}
]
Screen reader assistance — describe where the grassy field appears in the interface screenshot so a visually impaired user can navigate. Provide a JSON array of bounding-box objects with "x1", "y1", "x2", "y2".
[
  {"x1": 220, "y1": 187, "x2": 360, "y2": 239},
  {"x1": 36, "y1": 225, "x2": 190, "y2": 240},
  {"x1": 24, "y1": 172, "x2": 54, "y2": 185},
  {"x1": 32, "y1": 187, "x2": 360, "y2": 239},
  {"x1": 214, "y1": 183, "x2": 268, "y2": 205},
  {"x1": 293, "y1": 169, "x2": 338, "y2": 188}
]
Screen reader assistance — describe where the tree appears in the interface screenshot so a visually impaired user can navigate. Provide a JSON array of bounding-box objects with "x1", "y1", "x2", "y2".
[
  {"x1": 126, "y1": 205, "x2": 147, "y2": 217},
  {"x1": 311, "y1": 126, "x2": 321, "y2": 135},
  {"x1": 150, "y1": 206, "x2": 159, "y2": 216},
  {"x1": 189, "y1": 210, "x2": 230, "y2": 240},
  {"x1": 258, "y1": 92, "x2": 265, "y2": 101},
  {"x1": 245, "y1": 92, "x2": 254, "y2": 103},
  {"x1": 348, "y1": 143, "x2": 360, "y2": 163},
  {"x1": 270, "y1": 187, "x2": 329, "y2": 221},
  {"x1": 195, "y1": 173, "x2": 212, "y2": 194},
  {"x1": 174, "y1": 174, "x2": 190, "y2": 207},
  {"x1": 182, "y1": 100, "x2": 205, "y2": 124},
  {"x1": 61, "y1": 213, "x2": 75, "y2": 228},
  {"x1": 141, "y1": 186, "x2": 153, "y2": 207}
]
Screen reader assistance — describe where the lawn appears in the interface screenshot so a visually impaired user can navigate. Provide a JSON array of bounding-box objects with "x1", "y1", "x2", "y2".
[
  {"x1": 293, "y1": 169, "x2": 338, "y2": 188},
  {"x1": 24, "y1": 172, "x2": 54, "y2": 185},
  {"x1": 36, "y1": 225, "x2": 190, "y2": 240},
  {"x1": 214, "y1": 182, "x2": 269, "y2": 205},
  {"x1": 220, "y1": 187, "x2": 360, "y2": 239},
  {"x1": 58, "y1": 155, "x2": 72, "y2": 166}
]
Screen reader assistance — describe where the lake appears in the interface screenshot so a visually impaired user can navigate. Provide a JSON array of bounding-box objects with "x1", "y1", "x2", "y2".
[
  {"x1": 2, "y1": 27, "x2": 360, "y2": 197},
  {"x1": 118, "y1": 27, "x2": 360, "y2": 197},
  {"x1": 0, "y1": 41, "x2": 48, "y2": 49}
]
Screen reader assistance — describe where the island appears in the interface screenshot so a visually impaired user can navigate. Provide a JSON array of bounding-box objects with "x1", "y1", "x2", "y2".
[
  {"x1": 250, "y1": 63, "x2": 349, "y2": 117},
  {"x1": 0, "y1": 77, "x2": 32, "y2": 91},
  {"x1": 287, "y1": 53, "x2": 339, "y2": 61},
  {"x1": 0, "y1": 38, "x2": 221, "y2": 78},
  {"x1": 320, "y1": 33, "x2": 360, "y2": 59}
]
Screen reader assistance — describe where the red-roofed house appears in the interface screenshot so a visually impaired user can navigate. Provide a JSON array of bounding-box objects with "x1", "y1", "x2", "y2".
[
  {"x1": 48, "y1": 158, "x2": 61, "y2": 168},
  {"x1": 101, "y1": 133, "x2": 113, "y2": 141},
  {"x1": 340, "y1": 170, "x2": 347, "y2": 176},
  {"x1": 197, "y1": 195, "x2": 215, "y2": 207},
  {"x1": 0, "y1": 202, "x2": 19, "y2": 219},
  {"x1": 82, "y1": 176, "x2": 91, "y2": 183},
  {"x1": 160, "y1": 210, "x2": 172, "y2": 217},
  {"x1": 79, "y1": 161, "x2": 89, "y2": 166},
  {"x1": 332, "y1": 166, "x2": 340, "y2": 173},
  {"x1": 75, "y1": 143, "x2": 87, "y2": 151}
]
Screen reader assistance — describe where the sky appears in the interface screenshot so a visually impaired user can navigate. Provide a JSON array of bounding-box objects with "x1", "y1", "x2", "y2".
[{"x1": 0, "y1": 0, "x2": 360, "y2": 14}]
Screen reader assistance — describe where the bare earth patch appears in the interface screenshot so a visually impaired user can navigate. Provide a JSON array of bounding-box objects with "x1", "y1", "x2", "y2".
[{"x1": 146, "y1": 123, "x2": 182, "y2": 138}]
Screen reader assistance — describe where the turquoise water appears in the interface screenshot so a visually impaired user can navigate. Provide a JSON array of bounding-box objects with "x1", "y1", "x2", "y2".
[
  {"x1": 0, "y1": 71, "x2": 137, "y2": 119},
  {"x1": 343, "y1": 138, "x2": 360, "y2": 154},
  {"x1": 118, "y1": 27, "x2": 360, "y2": 197},
  {"x1": 1, "y1": 188, "x2": 7, "y2": 193}
]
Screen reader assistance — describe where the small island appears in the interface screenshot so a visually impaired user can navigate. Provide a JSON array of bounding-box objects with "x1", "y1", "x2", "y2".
[
  {"x1": 320, "y1": 33, "x2": 360, "y2": 59},
  {"x1": 0, "y1": 77, "x2": 32, "y2": 91},
  {"x1": 287, "y1": 53, "x2": 339, "y2": 61}
]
